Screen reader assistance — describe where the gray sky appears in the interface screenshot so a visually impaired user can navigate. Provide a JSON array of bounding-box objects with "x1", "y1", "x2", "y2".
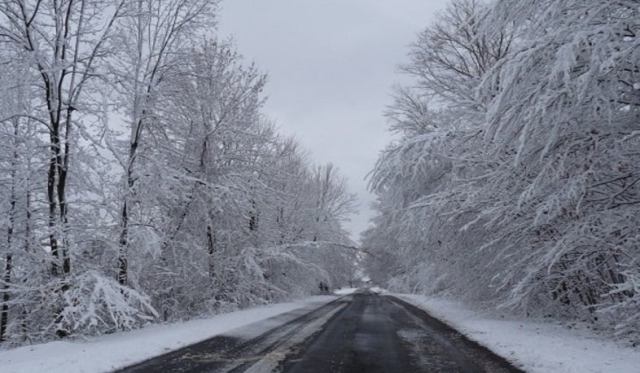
[{"x1": 218, "y1": 0, "x2": 449, "y2": 241}]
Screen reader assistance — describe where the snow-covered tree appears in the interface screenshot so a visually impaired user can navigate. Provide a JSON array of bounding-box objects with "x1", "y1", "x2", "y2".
[
  {"x1": 364, "y1": 0, "x2": 640, "y2": 341},
  {"x1": 0, "y1": 1, "x2": 357, "y2": 345}
]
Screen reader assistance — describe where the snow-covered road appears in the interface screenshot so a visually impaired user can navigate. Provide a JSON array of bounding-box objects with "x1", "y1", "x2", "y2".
[{"x1": 118, "y1": 292, "x2": 520, "y2": 372}]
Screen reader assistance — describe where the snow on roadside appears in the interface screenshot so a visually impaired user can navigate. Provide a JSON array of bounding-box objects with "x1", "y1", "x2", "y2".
[
  {"x1": 333, "y1": 287, "x2": 359, "y2": 295},
  {"x1": 0, "y1": 296, "x2": 337, "y2": 373},
  {"x1": 369, "y1": 286, "x2": 387, "y2": 294},
  {"x1": 396, "y1": 294, "x2": 640, "y2": 373}
]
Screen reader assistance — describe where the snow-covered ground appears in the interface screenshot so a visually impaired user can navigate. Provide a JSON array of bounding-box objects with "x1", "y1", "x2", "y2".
[
  {"x1": 369, "y1": 286, "x2": 386, "y2": 294},
  {"x1": 0, "y1": 296, "x2": 337, "y2": 373},
  {"x1": 333, "y1": 287, "x2": 359, "y2": 295},
  {"x1": 397, "y1": 294, "x2": 640, "y2": 373},
  {"x1": 5, "y1": 292, "x2": 637, "y2": 373}
]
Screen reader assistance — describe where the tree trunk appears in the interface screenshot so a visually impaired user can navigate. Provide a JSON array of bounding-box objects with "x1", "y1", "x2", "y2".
[
  {"x1": 207, "y1": 224, "x2": 216, "y2": 278},
  {"x1": 117, "y1": 200, "x2": 129, "y2": 286},
  {"x1": 0, "y1": 254, "x2": 12, "y2": 342},
  {"x1": 117, "y1": 121, "x2": 141, "y2": 286},
  {"x1": 0, "y1": 227, "x2": 15, "y2": 341},
  {"x1": 48, "y1": 133, "x2": 60, "y2": 275},
  {"x1": 57, "y1": 110, "x2": 73, "y2": 275},
  {"x1": 46, "y1": 107, "x2": 71, "y2": 276},
  {"x1": 1, "y1": 119, "x2": 20, "y2": 342},
  {"x1": 249, "y1": 199, "x2": 258, "y2": 231}
]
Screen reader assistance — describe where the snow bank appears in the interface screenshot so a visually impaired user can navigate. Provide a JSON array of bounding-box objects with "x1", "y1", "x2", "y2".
[
  {"x1": 396, "y1": 294, "x2": 640, "y2": 373},
  {"x1": 0, "y1": 296, "x2": 337, "y2": 373},
  {"x1": 369, "y1": 286, "x2": 386, "y2": 294},
  {"x1": 333, "y1": 287, "x2": 359, "y2": 295}
]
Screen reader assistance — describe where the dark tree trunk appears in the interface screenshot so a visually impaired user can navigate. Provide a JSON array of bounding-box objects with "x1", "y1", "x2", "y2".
[
  {"x1": 207, "y1": 224, "x2": 216, "y2": 278},
  {"x1": 58, "y1": 111, "x2": 71, "y2": 275},
  {"x1": 118, "y1": 117, "x2": 143, "y2": 286},
  {"x1": 1, "y1": 120, "x2": 20, "y2": 342},
  {"x1": 118, "y1": 200, "x2": 129, "y2": 286},
  {"x1": 0, "y1": 254, "x2": 12, "y2": 342},
  {"x1": 47, "y1": 108, "x2": 72, "y2": 276},
  {"x1": 48, "y1": 135, "x2": 60, "y2": 276},
  {"x1": 249, "y1": 199, "x2": 258, "y2": 231}
]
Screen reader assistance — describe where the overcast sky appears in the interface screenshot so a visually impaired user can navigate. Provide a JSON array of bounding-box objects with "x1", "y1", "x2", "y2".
[{"x1": 217, "y1": 0, "x2": 449, "y2": 242}]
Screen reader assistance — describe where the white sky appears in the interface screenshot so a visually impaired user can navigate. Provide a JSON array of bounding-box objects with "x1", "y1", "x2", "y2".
[{"x1": 217, "y1": 0, "x2": 449, "y2": 241}]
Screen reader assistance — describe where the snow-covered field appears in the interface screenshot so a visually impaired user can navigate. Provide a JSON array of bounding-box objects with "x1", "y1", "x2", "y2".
[
  {"x1": 0, "y1": 296, "x2": 337, "y2": 373},
  {"x1": 397, "y1": 294, "x2": 640, "y2": 373}
]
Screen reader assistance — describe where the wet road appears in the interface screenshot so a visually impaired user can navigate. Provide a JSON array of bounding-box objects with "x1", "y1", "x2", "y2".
[{"x1": 118, "y1": 293, "x2": 523, "y2": 373}]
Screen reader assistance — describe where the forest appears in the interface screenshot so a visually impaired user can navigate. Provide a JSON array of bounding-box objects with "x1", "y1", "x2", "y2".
[
  {"x1": 363, "y1": 0, "x2": 640, "y2": 342},
  {"x1": 2, "y1": 0, "x2": 639, "y2": 352},
  {"x1": 0, "y1": 0, "x2": 357, "y2": 344}
]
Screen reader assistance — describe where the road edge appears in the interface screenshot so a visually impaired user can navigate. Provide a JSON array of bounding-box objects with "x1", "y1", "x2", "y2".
[
  {"x1": 386, "y1": 295, "x2": 525, "y2": 372},
  {"x1": 113, "y1": 295, "x2": 348, "y2": 372}
]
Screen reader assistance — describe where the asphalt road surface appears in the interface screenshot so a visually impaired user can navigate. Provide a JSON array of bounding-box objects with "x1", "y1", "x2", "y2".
[{"x1": 117, "y1": 292, "x2": 523, "y2": 373}]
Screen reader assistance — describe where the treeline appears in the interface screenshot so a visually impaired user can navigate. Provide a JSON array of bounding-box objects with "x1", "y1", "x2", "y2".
[
  {"x1": 0, "y1": 0, "x2": 356, "y2": 344},
  {"x1": 363, "y1": 0, "x2": 640, "y2": 341}
]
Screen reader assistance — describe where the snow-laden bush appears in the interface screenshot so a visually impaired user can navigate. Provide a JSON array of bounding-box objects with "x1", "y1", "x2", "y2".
[
  {"x1": 53, "y1": 271, "x2": 157, "y2": 336},
  {"x1": 602, "y1": 270, "x2": 640, "y2": 339},
  {"x1": 222, "y1": 242, "x2": 358, "y2": 307}
]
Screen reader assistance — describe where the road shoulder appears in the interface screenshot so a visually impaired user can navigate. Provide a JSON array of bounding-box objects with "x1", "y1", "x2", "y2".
[
  {"x1": 0, "y1": 295, "x2": 338, "y2": 373},
  {"x1": 395, "y1": 294, "x2": 640, "y2": 373}
]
